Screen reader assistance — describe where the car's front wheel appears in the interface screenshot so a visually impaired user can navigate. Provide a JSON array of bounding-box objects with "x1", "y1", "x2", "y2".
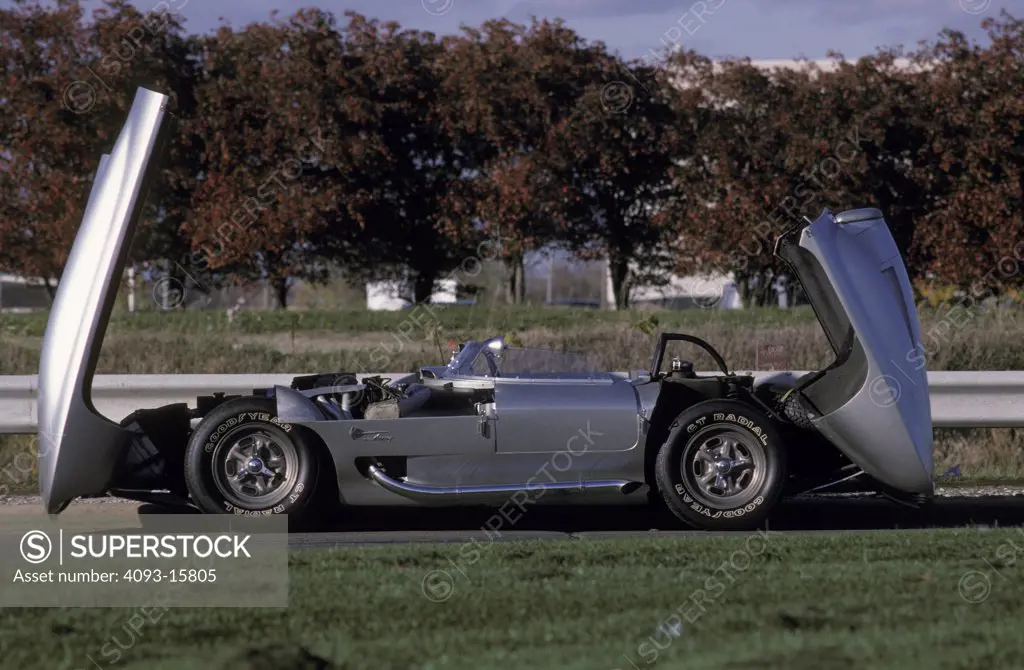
[
  {"x1": 184, "y1": 396, "x2": 319, "y2": 519},
  {"x1": 655, "y1": 399, "x2": 786, "y2": 530}
]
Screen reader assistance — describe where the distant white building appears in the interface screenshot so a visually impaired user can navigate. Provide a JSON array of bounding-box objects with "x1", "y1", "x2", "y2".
[
  {"x1": 366, "y1": 278, "x2": 460, "y2": 311},
  {"x1": 603, "y1": 265, "x2": 743, "y2": 310}
]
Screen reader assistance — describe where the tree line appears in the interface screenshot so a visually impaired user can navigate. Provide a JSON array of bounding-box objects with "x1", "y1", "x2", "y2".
[{"x1": 1, "y1": 1, "x2": 1021, "y2": 308}]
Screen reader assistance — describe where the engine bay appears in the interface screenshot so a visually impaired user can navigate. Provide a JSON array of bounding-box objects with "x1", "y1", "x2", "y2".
[{"x1": 288, "y1": 372, "x2": 493, "y2": 422}]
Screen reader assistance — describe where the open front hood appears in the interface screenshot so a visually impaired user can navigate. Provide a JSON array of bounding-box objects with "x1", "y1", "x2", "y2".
[
  {"x1": 776, "y1": 208, "x2": 933, "y2": 494},
  {"x1": 37, "y1": 88, "x2": 169, "y2": 513}
]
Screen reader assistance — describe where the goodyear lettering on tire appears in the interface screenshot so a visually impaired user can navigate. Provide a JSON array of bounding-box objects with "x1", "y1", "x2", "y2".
[
  {"x1": 708, "y1": 412, "x2": 769, "y2": 446},
  {"x1": 222, "y1": 494, "x2": 300, "y2": 516},
  {"x1": 675, "y1": 410, "x2": 771, "y2": 515},
  {"x1": 219, "y1": 473, "x2": 304, "y2": 515},
  {"x1": 222, "y1": 502, "x2": 280, "y2": 516},
  {"x1": 204, "y1": 412, "x2": 293, "y2": 453},
  {"x1": 670, "y1": 492, "x2": 766, "y2": 518}
]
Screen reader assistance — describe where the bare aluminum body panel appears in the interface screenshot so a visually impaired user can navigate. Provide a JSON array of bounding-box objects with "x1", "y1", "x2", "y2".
[
  {"x1": 492, "y1": 380, "x2": 642, "y2": 453},
  {"x1": 37, "y1": 88, "x2": 169, "y2": 513},
  {"x1": 291, "y1": 393, "x2": 649, "y2": 506},
  {"x1": 780, "y1": 209, "x2": 933, "y2": 494}
]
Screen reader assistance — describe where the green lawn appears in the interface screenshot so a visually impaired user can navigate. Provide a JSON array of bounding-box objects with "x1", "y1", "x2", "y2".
[
  {"x1": 3, "y1": 301, "x2": 1019, "y2": 337},
  {"x1": 3, "y1": 530, "x2": 1022, "y2": 669}
]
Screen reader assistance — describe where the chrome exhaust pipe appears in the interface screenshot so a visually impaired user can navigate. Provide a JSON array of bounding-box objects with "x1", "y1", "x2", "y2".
[{"x1": 366, "y1": 463, "x2": 643, "y2": 504}]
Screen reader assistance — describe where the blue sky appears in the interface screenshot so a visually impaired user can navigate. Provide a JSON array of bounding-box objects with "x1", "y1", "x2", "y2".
[{"x1": 5, "y1": 0, "x2": 1020, "y2": 60}]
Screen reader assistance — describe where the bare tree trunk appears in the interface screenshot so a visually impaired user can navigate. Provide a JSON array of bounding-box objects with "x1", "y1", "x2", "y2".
[
  {"x1": 516, "y1": 257, "x2": 525, "y2": 304},
  {"x1": 413, "y1": 271, "x2": 437, "y2": 304},
  {"x1": 274, "y1": 277, "x2": 290, "y2": 309},
  {"x1": 609, "y1": 257, "x2": 631, "y2": 310},
  {"x1": 734, "y1": 271, "x2": 756, "y2": 307},
  {"x1": 43, "y1": 277, "x2": 57, "y2": 302},
  {"x1": 759, "y1": 270, "x2": 775, "y2": 307},
  {"x1": 503, "y1": 255, "x2": 525, "y2": 304}
]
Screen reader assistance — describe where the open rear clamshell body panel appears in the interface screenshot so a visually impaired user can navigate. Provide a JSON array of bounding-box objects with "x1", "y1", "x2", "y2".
[
  {"x1": 37, "y1": 88, "x2": 170, "y2": 513},
  {"x1": 776, "y1": 208, "x2": 933, "y2": 494}
]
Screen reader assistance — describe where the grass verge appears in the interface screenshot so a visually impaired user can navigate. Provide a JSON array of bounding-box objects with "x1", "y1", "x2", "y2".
[{"x1": 1, "y1": 530, "x2": 1021, "y2": 669}]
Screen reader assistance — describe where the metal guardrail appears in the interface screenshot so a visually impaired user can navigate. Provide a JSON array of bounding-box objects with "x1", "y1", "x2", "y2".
[
  {"x1": 925, "y1": 371, "x2": 1024, "y2": 428},
  {"x1": 1, "y1": 371, "x2": 1022, "y2": 433}
]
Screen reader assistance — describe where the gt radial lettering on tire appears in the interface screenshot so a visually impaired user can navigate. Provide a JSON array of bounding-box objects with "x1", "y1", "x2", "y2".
[
  {"x1": 184, "y1": 396, "x2": 320, "y2": 520},
  {"x1": 655, "y1": 399, "x2": 786, "y2": 530}
]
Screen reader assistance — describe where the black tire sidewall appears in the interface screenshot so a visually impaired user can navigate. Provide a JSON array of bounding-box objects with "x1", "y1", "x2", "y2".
[
  {"x1": 184, "y1": 397, "x2": 318, "y2": 516},
  {"x1": 656, "y1": 399, "x2": 785, "y2": 529}
]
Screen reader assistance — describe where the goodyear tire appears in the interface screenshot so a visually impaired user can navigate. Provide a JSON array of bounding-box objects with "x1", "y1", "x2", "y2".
[
  {"x1": 184, "y1": 396, "x2": 319, "y2": 519},
  {"x1": 655, "y1": 399, "x2": 786, "y2": 530}
]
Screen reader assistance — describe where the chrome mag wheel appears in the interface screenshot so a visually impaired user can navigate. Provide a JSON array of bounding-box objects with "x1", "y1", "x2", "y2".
[
  {"x1": 681, "y1": 426, "x2": 767, "y2": 509},
  {"x1": 211, "y1": 426, "x2": 299, "y2": 509}
]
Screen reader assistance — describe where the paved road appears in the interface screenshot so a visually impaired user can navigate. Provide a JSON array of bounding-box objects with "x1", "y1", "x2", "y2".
[{"x1": 3, "y1": 486, "x2": 1023, "y2": 548}]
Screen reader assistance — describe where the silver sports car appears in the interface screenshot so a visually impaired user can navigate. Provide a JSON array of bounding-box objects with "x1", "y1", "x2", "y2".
[{"x1": 36, "y1": 88, "x2": 933, "y2": 530}]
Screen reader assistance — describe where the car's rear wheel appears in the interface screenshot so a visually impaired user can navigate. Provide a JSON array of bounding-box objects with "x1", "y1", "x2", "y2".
[
  {"x1": 655, "y1": 399, "x2": 786, "y2": 530},
  {"x1": 184, "y1": 397, "x2": 319, "y2": 519}
]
